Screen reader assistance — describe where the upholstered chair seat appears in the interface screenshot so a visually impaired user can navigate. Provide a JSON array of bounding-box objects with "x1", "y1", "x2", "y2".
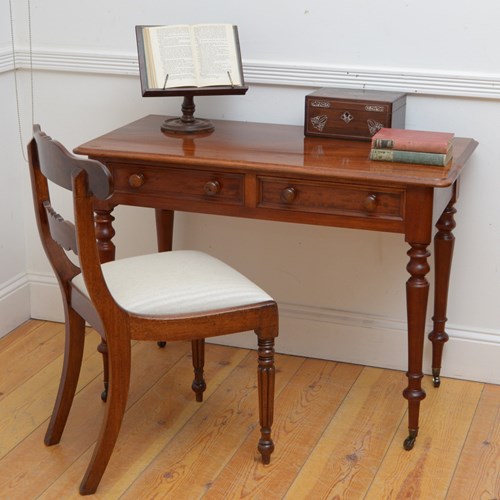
[{"x1": 72, "y1": 250, "x2": 272, "y2": 316}]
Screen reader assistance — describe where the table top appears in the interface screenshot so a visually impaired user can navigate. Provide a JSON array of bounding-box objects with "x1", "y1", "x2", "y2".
[{"x1": 75, "y1": 115, "x2": 478, "y2": 188}]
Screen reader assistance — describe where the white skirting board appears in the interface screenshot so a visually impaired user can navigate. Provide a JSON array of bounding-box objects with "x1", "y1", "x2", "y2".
[
  {"x1": 7, "y1": 274, "x2": 500, "y2": 385},
  {"x1": 208, "y1": 303, "x2": 500, "y2": 385},
  {"x1": 0, "y1": 274, "x2": 30, "y2": 338}
]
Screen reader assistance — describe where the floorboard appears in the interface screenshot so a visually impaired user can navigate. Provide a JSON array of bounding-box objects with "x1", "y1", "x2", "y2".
[{"x1": 0, "y1": 320, "x2": 498, "y2": 499}]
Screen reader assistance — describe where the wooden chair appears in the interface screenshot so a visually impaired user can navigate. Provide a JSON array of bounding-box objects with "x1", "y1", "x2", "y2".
[{"x1": 27, "y1": 126, "x2": 279, "y2": 495}]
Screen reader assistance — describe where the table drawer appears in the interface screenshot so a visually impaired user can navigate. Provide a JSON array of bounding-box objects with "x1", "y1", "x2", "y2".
[
  {"x1": 112, "y1": 164, "x2": 244, "y2": 206},
  {"x1": 258, "y1": 177, "x2": 404, "y2": 220}
]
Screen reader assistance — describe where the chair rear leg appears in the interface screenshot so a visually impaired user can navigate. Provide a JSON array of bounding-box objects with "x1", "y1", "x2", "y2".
[
  {"x1": 79, "y1": 337, "x2": 131, "y2": 495},
  {"x1": 191, "y1": 339, "x2": 206, "y2": 402},
  {"x1": 45, "y1": 309, "x2": 86, "y2": 445},
  {"x1": 257, "y1": 335, "x2": 276, "y2": 464}
]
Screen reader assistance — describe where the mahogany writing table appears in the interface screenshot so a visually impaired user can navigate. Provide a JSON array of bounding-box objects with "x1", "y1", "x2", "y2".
[{"x1": 75, "y1": 114, "x2": 478, "y2": 450}]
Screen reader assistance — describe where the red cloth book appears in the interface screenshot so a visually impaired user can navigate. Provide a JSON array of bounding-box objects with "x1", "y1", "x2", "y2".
[{"x1": 371, "y1": 128, "x2": 454, "y2": 154}]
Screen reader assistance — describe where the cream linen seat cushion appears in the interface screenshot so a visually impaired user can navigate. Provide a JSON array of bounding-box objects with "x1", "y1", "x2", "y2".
[{"x1": 71, "y1": 250, "x2": 273, "y2": 316}]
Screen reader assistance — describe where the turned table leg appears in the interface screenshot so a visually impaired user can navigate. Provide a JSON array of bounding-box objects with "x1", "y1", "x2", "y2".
[
  {"x1": 94, "y1": 206, "x2": 116, "y2": 402},
  {"x1": 94, "y1": 207, "x2": 116, "y2": 263},
  {"x1": 191, "y1": 339, "x2": 207, "y2": 402},
  {"x1": 155, "y1": 209, "x2": 175, "y2": 348},
  {"x1": 428, "y1": 200, "x2": 456, "y2": 388},
  {"x1": 155, "y1": 209, "x2": 174, "y2": 253},
  {"x1": 403, "y1": 242, "x2": 430, "y2": 450}
]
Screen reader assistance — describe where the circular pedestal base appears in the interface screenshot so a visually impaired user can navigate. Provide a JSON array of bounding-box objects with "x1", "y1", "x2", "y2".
[{"x1": 161, "y1": 117, "x2": 215, "y2": 134}]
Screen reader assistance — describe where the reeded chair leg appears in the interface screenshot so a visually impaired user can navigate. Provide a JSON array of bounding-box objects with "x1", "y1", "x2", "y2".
[
  {"x1": 45, "y1": 309, "x2": 86, "y2": 446},
  {"x1": 97, "y1": 339, "x2": 109, "y2": 402},
  {"x1": 191, "y1": 339, "x2": 206, "y2": 402},
  {"x1": 257, "y1": 335, "x2": 276, "y2": 464},
  {"x1": 79, "y1": 337, "x2": 131, "y2": 495}
]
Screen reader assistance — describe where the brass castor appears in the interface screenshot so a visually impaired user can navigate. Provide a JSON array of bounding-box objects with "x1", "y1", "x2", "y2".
[
  {"x1": 403, "y1": 429, "x2": 418, "y2": 450},
  {"x1": 432, "y1": 368, "x2": 441, "y2": 388},
  {"x1": 101, "y1": 382, "x2": 108, "y2": 402}
]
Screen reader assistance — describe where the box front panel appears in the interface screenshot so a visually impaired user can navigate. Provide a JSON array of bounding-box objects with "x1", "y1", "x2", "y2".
[{"x1": 305, "y1": 98, "x2": 393, "y2": 140}]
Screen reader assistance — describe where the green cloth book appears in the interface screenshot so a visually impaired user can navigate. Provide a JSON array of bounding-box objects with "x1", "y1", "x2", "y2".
[{"x1": 369, "y1": 148, "x2": 453, "y2": 166}]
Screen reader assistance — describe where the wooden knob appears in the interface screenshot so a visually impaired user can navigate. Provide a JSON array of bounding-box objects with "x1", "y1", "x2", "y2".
[
  {"x1": 281, "y1": 187, "x2": 297, "y2": 203},
  {"x1": 204, "y1": 180, "x2": 220, "y2": 196},
  {"x1": 128, "y1": 173, "x2": 145, "y2": 188},
  {"x1": 364, "y1": 194, "x2": 378, "y2": 212}
]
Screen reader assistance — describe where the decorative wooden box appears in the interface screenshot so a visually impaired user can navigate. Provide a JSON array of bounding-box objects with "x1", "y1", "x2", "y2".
[{"x1": 304, "y1": 88, "x2": 406, "y2": 141}]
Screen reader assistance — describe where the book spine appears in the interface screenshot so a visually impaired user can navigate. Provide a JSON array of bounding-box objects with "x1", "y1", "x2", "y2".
[
  {"x1": 370, "y1": 149, "x2": 450, "y2": 166},
  {"x1": 371, "y1": 138, "x2": 449, "y2": 154}
]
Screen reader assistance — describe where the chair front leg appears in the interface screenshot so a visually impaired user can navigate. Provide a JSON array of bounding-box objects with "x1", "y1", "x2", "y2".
[
  {"x1": 257, "y1": 336, "x2": 275, "y2": 464},
  {"x1": 45, "y1": 308, "x2": 86, "y2": 445}
]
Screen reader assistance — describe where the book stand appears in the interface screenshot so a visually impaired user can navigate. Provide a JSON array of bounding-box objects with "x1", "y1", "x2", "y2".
[
  {"x1": 143, "y1": 86, "x2": 248, "y2": 134},
  {"x1": 135, "y1": 25, "x2": 248, "y2": 134}
]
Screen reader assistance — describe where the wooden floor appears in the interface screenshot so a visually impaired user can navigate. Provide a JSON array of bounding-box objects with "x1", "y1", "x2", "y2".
[{"x1": 0, "y1": 320, "x2": 498, "y2": 499}]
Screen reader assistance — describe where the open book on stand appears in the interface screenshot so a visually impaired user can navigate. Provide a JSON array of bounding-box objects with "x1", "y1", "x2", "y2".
[{"x1": 136, "y1": 24, "x2": 245, "y2": 93}]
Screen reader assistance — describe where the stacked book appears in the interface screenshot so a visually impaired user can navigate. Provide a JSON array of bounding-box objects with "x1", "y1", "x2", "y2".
[{"x1": 369, "y1": 128, "x2": 454, "y2": 166}]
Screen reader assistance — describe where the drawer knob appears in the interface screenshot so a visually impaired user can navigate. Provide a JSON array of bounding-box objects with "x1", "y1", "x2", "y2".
[
  {"x1": 281, "y1": 187, "x2": 297, "y2": 203},
  {"x1": 364, "y1": 194, "x2": 378, "y2": 212},
  {"x1": 128, "y1": 173, "x2": 145, "y2": 188},
  {"x1": 204, "y1": 180, "x2": 221, "y2": 196}
]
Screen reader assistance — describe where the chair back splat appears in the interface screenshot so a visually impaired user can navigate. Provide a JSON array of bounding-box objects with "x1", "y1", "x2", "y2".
[{"x1": 28, "y1": 125, "x2": 279, "y2": 495}]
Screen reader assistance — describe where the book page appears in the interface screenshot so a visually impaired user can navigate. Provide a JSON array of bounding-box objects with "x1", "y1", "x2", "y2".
[
  {"x1": 145, "y1": 25, "x2": 197, "y2": 88},
  {"x1": 191, "y1": 24, "x2": 243, "y2": 87}
]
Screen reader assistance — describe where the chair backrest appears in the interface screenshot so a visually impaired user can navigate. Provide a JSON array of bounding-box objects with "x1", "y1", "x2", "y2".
[{"x1": 27, "y1": 125, "x2": 113, "y2": 300}]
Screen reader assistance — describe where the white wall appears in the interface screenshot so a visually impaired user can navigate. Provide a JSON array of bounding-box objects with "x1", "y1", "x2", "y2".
[
  {"x1": 2, "y1": 1, "x2": 499, "y2": 383},
  {"x1": 0, "y1": 2, "x2": 30, "y2": 336}
]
